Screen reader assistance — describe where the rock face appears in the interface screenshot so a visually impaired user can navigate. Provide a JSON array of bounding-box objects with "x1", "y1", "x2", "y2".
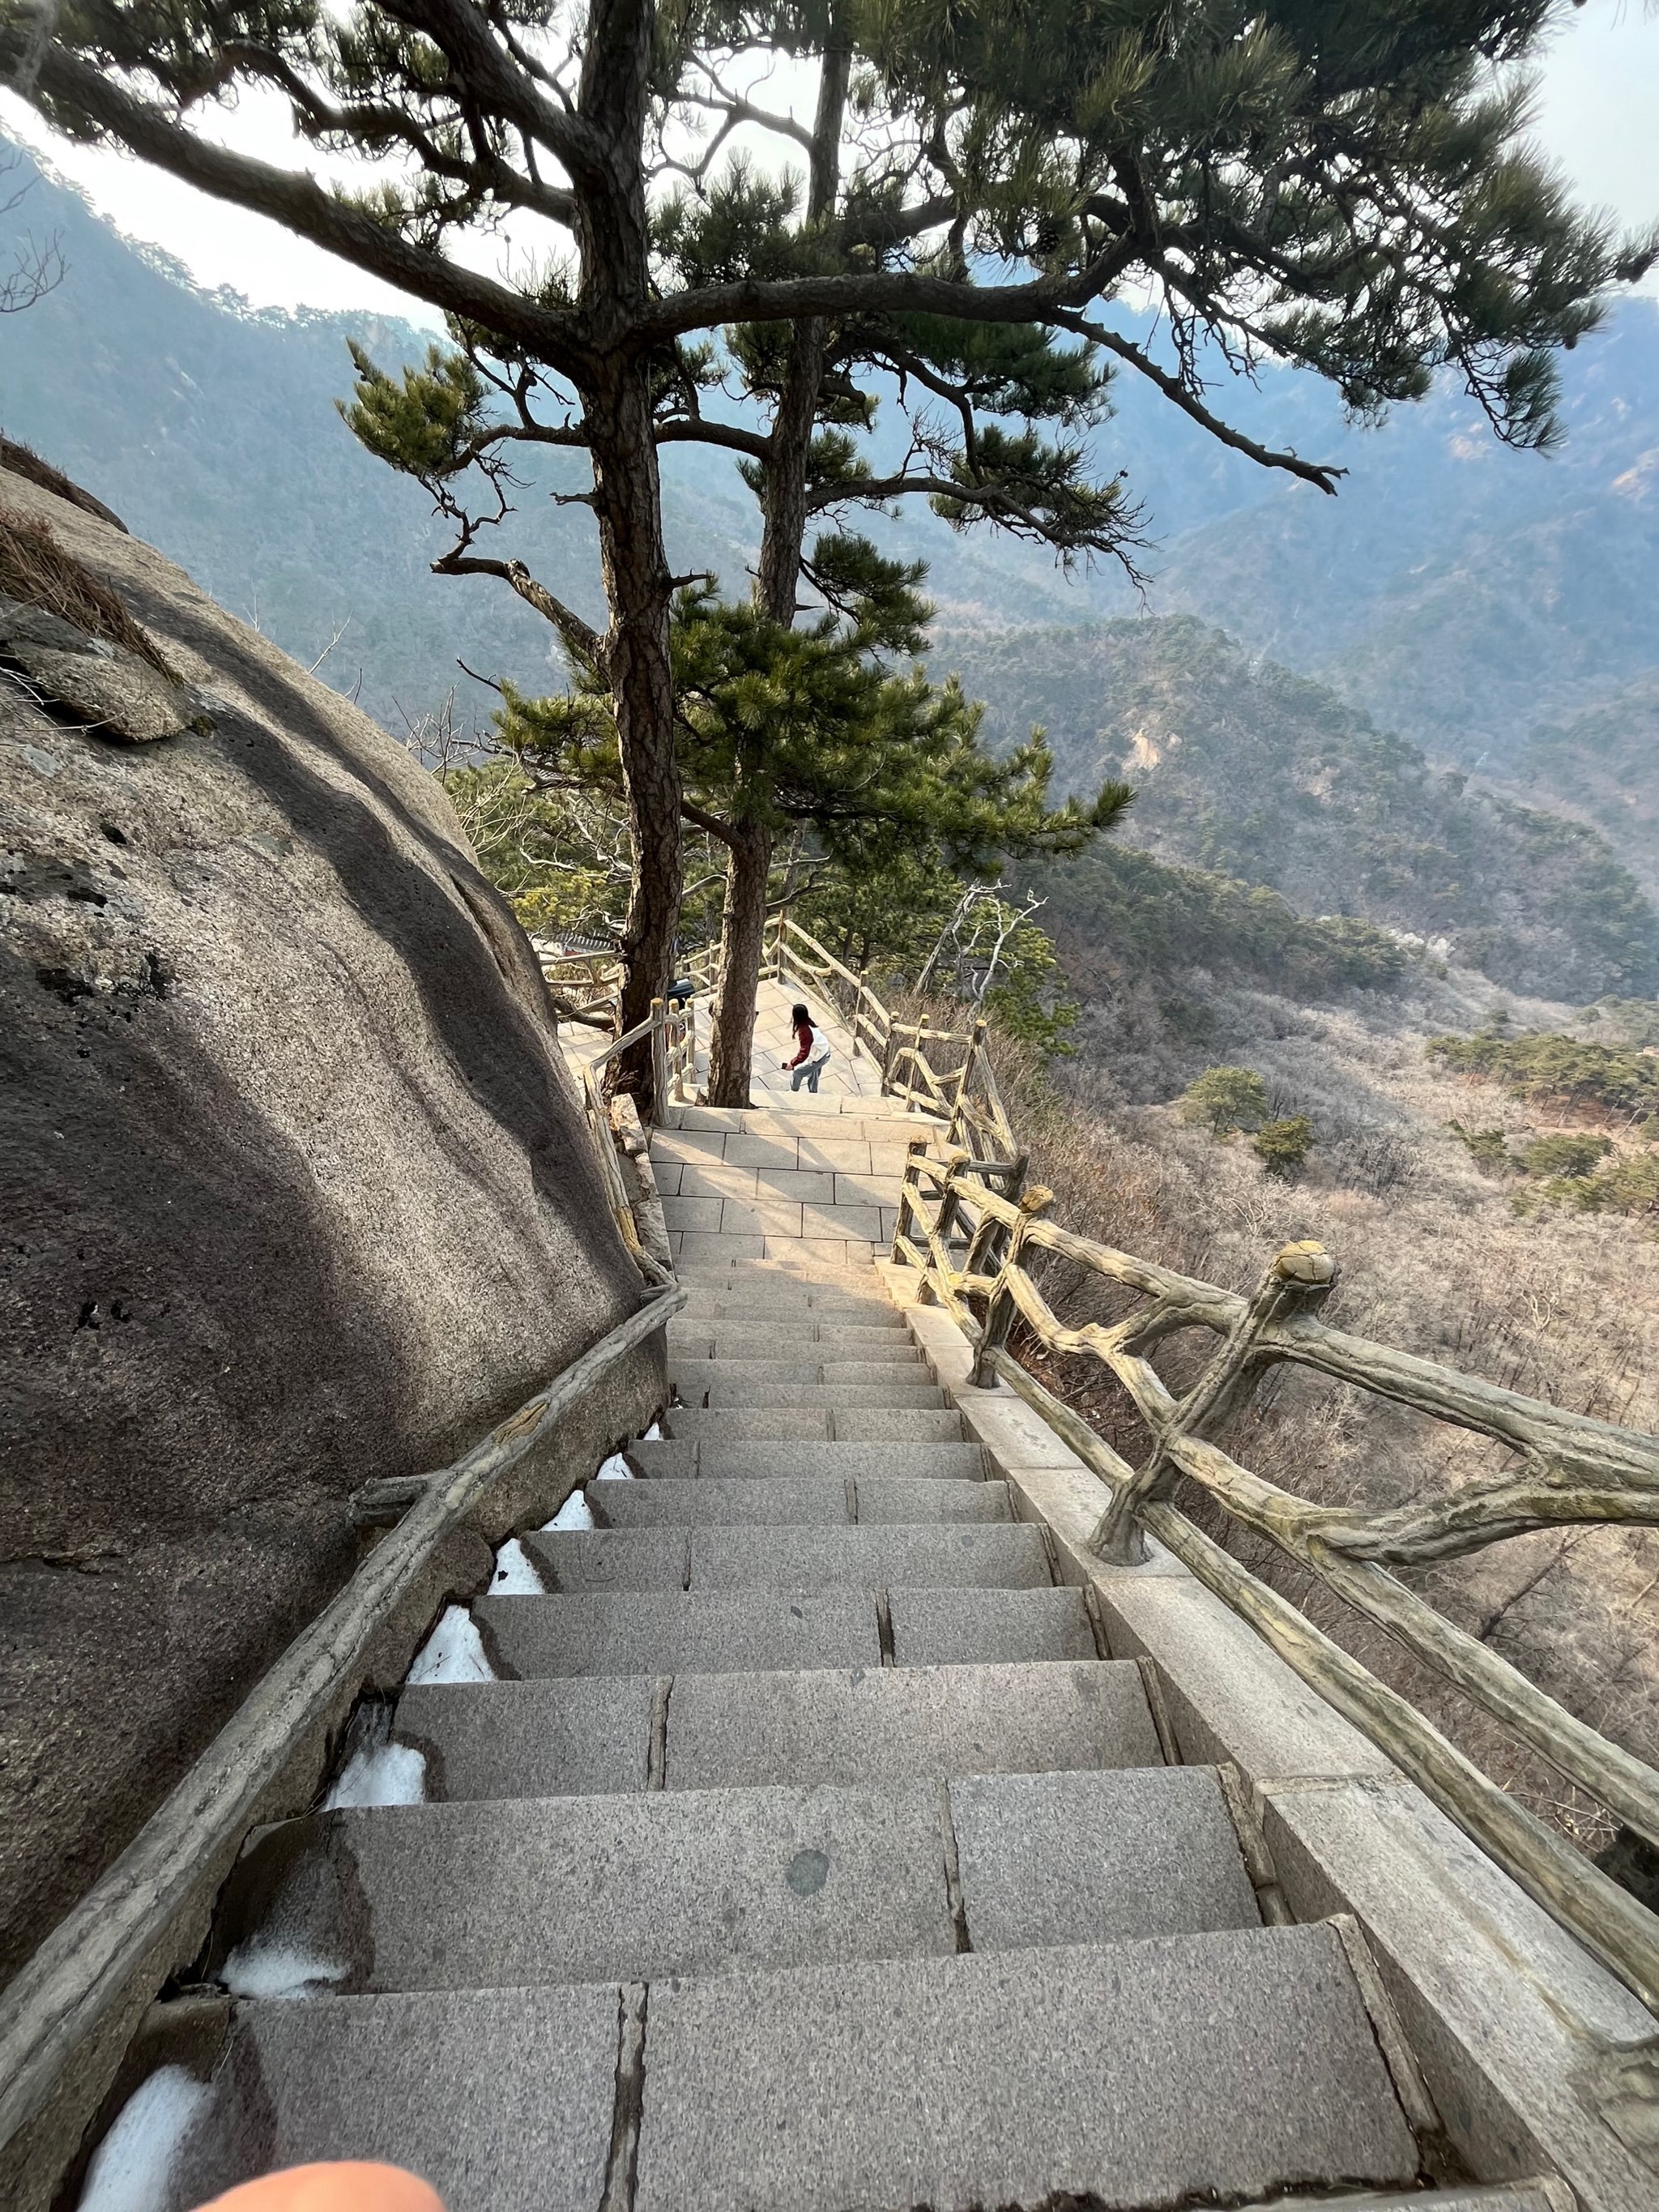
[{"x1": 0, "y1": 463, "x2": 643, "y2": 1985}]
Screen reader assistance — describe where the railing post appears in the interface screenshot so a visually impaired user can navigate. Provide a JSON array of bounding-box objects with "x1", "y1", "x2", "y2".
[
  {"x1": 879, "y1": 1021, "x2": 899, "y2": 1097},
  {"x1": 670, "y1": 997, "x2": 695, "y2": 1102},
  {"x1": 932, "y1": 1147, "x2": 971, "y2": 1260},
  {"x1": 851, "y1": 967, "x2": 868, "y2": 1058},
  {"x1": 649, "y1": 997, "x2": 668, "y2": 1121},
  {"x1": 890, "y1": 1135, "x2": 931, "y2": 1269},
  {"x1": 962, "y1": 1151, "x2": 1026, "y2": 1287},
  {"x1": 1090, "y1": 1239, "x2": 1338, "y2": 1565},
  {"x1": 949, "y1": 1018, "x2": 986, "y2": 1146},
  {"x1": 970, "y1": 1184, "x2": 1054, "y2": 1388}
]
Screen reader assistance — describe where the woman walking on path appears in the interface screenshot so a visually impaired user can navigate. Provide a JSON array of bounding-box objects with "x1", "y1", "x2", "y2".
[{"x1": 783, "y1": 1003, "x2": 831, "y2": 1092}]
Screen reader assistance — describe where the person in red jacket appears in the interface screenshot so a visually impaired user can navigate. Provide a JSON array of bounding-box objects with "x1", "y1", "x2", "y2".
[{"x1": 783, "y1": 1001, "x2": 830, "y2": 1092}]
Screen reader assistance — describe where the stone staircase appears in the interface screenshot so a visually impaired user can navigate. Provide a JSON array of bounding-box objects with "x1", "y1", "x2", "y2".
[{"x1": 100, "y1": 1088, "x2": 1566, "y2": 2212}]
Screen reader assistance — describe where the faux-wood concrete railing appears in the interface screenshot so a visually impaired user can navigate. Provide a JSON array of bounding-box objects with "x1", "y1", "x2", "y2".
[
  {"x1": 0, "y1": 1288, "x2": 683, "y2": 2210},
  {"x1": 889, "y1": 1141, "x2": 1659, "y2": 2018}
]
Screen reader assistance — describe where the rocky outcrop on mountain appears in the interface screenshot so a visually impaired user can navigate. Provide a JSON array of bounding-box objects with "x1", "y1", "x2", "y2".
[{"x1": 0, "y1": 461, "x2": 643, "y2": 1986}]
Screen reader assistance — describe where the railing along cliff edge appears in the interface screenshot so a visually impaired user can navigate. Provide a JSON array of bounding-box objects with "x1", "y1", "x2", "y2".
[
  {"x1": 766, "y1": 912, "x2": 1659, "y2": 2019},
  {"x1": 0, "y1": 1289, "x2": 684, "y2": 2203}
]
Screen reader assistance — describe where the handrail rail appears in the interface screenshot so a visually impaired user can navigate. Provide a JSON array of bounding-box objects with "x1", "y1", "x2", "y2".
[
  {"x1": 0, "y1": 1287, "x2": 684, "y2": 2187},
  {"x1": 881, "y1": 1046, "x2": 1659, "y2": 2020},
  {"x1": 765, "y1": 913, "x2": 1016, "y2": 1159}
]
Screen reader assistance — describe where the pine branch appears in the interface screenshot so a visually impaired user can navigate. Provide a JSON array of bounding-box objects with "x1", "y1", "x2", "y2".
[
  {"x1": 379, "y1": 0, "x2": 603, "y2": 186},
  {"x1": 13, "y1": 32, "x2": 588, "y2": 371},
  {"x1": 679, "y1": 794, "x2": 739, "y2": 848},
  {"x1": 1053, "y1": 314, "x2": 1345, "y2": 496},
  {"x1": 433, "y1": 548, "x2": 605, "y2": 670},
  {"x1": 629, "y1": 235, "x2": 1141, "y2": 351}
]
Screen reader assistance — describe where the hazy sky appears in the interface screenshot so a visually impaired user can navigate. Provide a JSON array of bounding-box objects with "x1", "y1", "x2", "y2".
[{"x1": 2, "y1": 0, "x2": 1656, "y2": 321}]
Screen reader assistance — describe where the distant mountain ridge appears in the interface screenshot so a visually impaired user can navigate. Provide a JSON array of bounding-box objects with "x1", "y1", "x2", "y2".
[
  {"x1": 3, "y1": 133, "x2": 1655, "y2": 997},
  {"x1": 3, "y1": 133, "x2": 1657, "y2": 775},
  {"x1": 1145, "y1": 307, "x2": 1659, "y2": 784},
  {"x1": 940, "y1": 616, "x2": 1659, "y2": 1005}
]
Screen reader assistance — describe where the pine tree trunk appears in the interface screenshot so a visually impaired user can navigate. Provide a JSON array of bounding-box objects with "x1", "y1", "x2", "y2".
[
  {"x1": 705, "y1": 819, "x2": 773, "y2": 1107},
  {"x1": 585, "y1": 362, "x2": 680, "y2": 1103},
  {"x1": 706, "y1": 38, "x2": 849, "y2": 1101},
  {"x1": 574, "y1": 0, "x2": 682, "y2": 1109}
]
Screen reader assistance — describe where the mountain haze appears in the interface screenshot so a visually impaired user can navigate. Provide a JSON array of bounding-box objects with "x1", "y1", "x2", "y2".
[
  {"x1": 3, "y1": 135, "x2": 1657, "y2": 779},
  {"x1": 940, "y1": 617, "x2": 1659, "y2": 1005}
]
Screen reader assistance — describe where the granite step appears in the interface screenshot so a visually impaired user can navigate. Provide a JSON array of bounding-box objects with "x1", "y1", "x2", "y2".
[
  {"x1": 622, "y1": 1438, "x2": 988, "y2": 1482},
  {"x1": 668, "y1": 1331, "x2": 919, "y2": 1361},
  {"x1": 150, "y1": 1926, "x2": 1420, "y2": 2212},
  {"x1": 889, "y1": 1585, "x2": 1101, "y2": 1664},
  {"x1": 476, "y1": 1589, "x2": 883, "y2": 1677},
  {"x1": 629, "y1": 1925, "x2": 1418, "y2": 2212},
  {"x1": 391, "y1": 1659, "x2": 1158, "y2": 1801},
  {"x1": 394, "y1": 1674, "x2": 655, "y2": 1800},
  {"x1": 207, "y1": 1769, "x2": 1261, "y2": 2002},
  {"x1": 680, "y1": 1381, "x2": 947, "y2": 1410},
  {"x1": 477, "y1": 1585, "x2": 1095, "y2": 1677},
  {"x1": 518, "y1": 1522, "x2": 1052, "y2": 1593},
  {"x1": 667, "y1": 1344, "x2": 924, "y2": 1380},
  {"x1": 588, "y1": 1475, "x2": 1012, "y2": 1527},
  {"x1": 660, "y1": 1407, "x2": 966, "y2": 1443},
  {"x1": 660, "y1": 1659, "x2": 1163, "y2": 1791},
  {"x1": 676, "y1": 1287, "x2": 903, "y2": 1322},
  {"x1": 208, "y1": 1780, "x2": 958, "y2": 1994}
]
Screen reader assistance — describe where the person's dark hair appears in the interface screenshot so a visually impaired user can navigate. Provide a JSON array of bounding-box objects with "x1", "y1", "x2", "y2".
[{"x1": 791, "y1": 1003, "x2": 810, "y2": 1027}]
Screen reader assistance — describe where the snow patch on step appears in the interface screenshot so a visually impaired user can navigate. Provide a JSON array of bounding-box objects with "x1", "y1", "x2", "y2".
[
  {"x1": 219, "y1": 1938, "x2": 349, "y2": 2001},
  {"x1": 489, "y1": 1536, "x2": 544, "y2": 1594},
  {"x1": 595, "y1": 1452, "x2": 635, "y2": 1481},
  {"x1": 405, "y1": 1604, "x2": 495, "y2": 1685},
  {"x1": 324, "y1": 1740, "x2": 427, "y2": 1809},
  {"x1": 544, "y1": 1489, "x2": 595, "y2": 1531},
  {"x1": 79, "y1": 2065, "x2": 211, "y2": 2212},
  {"x1": 642, "y1": 1421, "x2": 663, "y2": 1439}
]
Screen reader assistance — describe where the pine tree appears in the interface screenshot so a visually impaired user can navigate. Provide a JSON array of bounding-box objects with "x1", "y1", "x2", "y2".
[
  {"x1": 495, "y1": 569, "x2": 1129, "y2": 1102},
  {"x1": 10, "y1": 0, "x2": 1648, "y2": 1100}
]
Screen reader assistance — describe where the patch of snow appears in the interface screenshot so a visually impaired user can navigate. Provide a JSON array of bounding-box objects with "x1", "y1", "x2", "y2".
[
  {"x1": 543, "y1": 1490, "x2": 595, "y2": 1531},
  {"x1": 324, "y1": 1740, "x2": 427, "y2": 1809},
  {"x1": 79, "y1": 2065, "x2": 211, "y2": 2212},
  {"x1": 405, "y1": 1604, "x2": 495, "y2": 1685},
  {"x1": 642, "y1": 1421, "x2": 663, "y2": 1439},
  {"x1": 489, "y1": 1536, "x2": 544, "y2": 1594},
  {"x1": 594, "y1": 1452, "x2": 635, "y2": 1481},
  {"x1": 219, "y1": 1939, "x2": 349, "y2": 2001}
]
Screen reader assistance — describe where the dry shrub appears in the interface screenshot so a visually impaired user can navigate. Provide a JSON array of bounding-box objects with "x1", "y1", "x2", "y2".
[
  {"x1": 0, "y1": 433, "x2": 128, "y2": 532},
  {"x1": 968, "y1": 995, "x2": 1659, "y2": 1850},
  {"x1": 0, "y1": 504, "x2": 173, "y2": 675}
]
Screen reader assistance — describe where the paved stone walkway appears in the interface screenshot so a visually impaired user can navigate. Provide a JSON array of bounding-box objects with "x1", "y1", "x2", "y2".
[{"x1": 101, "y1": 989, "x2": 1558, "y2": 2212}]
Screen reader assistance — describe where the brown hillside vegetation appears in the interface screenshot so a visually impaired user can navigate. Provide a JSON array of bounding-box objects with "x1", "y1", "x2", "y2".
[{"x1": 983, "y1": 971, "x2": 1659, "y2": 1851}]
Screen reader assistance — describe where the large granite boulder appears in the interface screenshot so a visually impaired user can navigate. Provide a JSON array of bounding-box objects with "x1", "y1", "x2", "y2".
[{"x1": 0, "y1": 463, "x2": 642, "y2": 1984}]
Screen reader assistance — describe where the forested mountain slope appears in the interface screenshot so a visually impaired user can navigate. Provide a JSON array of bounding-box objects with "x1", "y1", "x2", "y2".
[
  {"x1": 944, "y1": 617, "x2": 1658, "y2": 1004},
  {"x1": 1145, "y1": 308, "x2": 1659, "y2": 774},
  {"x1": 1512, "y1": 674, "x2": 1659, "y2": 897}
]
